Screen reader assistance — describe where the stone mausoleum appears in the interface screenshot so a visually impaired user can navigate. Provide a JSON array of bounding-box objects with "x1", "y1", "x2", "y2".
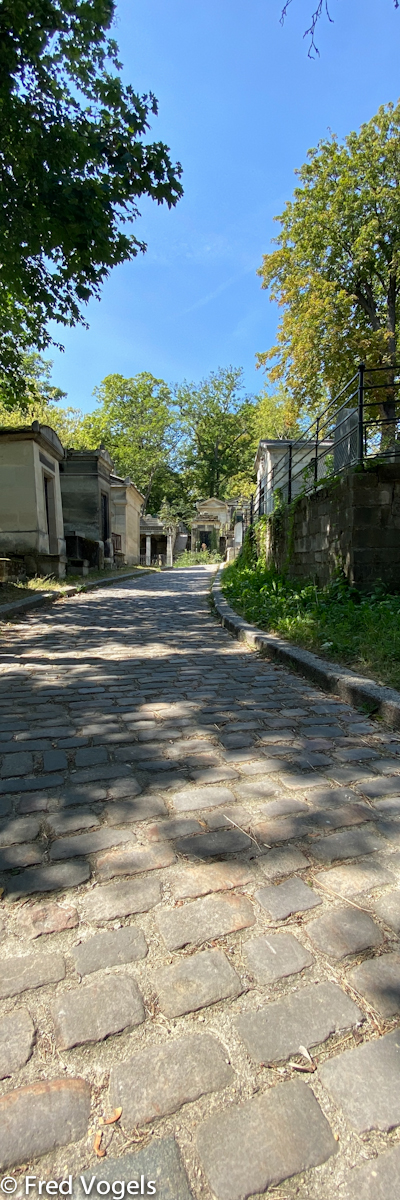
[
  {"x1": 60, "y1": 447, "x2": 114, "y2": 570},
  {"x1": 110, "y1": 473, "x2": 144, "y2": 565},
  {"x1": 191, "y1": 497, "x2": 230, "y2": 553},
  {"x1": 0, "y1": 421, "x2": 67, "y2": 576},
  {"x1": 0, "y1": 426, "x2": 148, "y2": 578}
]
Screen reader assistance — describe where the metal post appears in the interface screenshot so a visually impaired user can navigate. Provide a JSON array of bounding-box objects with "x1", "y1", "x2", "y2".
[
  {"x1": 288, "y1": 443, "x2": 292, "y2": 504},
  {"x1": 250, "y1": 494, "x2": 253, "y2": 526},
  {"x1": 314, "y1": 416, "x2": 319, "y2": 486},
  {"x1": 357, "y1": 362, "x2": 365, "y2": 467}
]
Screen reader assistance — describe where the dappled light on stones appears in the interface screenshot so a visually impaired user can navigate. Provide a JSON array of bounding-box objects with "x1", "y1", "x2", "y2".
[{"x1": 0, "y1": 567, "x2": 400, "y2": 1194}]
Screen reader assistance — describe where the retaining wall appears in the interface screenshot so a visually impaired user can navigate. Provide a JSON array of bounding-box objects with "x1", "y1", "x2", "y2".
[{"x1": 265, "y1": 461, "x2": 400, "y2": 590}]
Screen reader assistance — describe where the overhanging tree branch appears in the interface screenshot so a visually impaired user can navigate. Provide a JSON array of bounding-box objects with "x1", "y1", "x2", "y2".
[{"x1": 280, "y1": 0, "x2": 398, "y2": 56}]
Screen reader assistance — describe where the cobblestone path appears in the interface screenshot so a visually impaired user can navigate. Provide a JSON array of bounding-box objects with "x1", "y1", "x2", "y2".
[{"x1": 0, "y1": 566, "x2": 400, "y2": 1199}]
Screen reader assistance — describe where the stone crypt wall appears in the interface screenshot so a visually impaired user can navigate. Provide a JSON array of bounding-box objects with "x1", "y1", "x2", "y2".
[{"x1": 264, "y1": 461, "x2": 400, "y2": 590}]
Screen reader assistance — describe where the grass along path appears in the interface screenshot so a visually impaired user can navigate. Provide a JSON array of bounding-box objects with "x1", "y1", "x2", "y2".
[
  {"x1": 174, "y1": 549, "x2": 222, "y2": 567},
  {"x1": 222, "y1": 549, "x2": 400, "y2": 692},
  {"x1": 0, "y1": 565, "x2": 157, "y2": 607}
]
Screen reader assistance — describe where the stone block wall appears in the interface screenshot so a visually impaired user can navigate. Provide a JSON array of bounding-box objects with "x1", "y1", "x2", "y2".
[{"x1": 264, "y1": 462, "x2": 400, "y2": 590}]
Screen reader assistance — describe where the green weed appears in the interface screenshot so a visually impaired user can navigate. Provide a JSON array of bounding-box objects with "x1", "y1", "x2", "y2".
[
  {"x1": 174, "y1": 550, "x2": 223, "y2": 567},
  {"x1": 222, "y1": 548, "x2": 400, "y2": 691}
]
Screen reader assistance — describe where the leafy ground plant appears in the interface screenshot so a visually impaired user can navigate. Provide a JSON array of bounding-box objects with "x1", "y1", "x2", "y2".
[
  {"x1": 174, "y1": 550, "x2": 222, "y2": 567},
  {"x1": 222, "y1": 548, "x2": 400, "y2": 691}
]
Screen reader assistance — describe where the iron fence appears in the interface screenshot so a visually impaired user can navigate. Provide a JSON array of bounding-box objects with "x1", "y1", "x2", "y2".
[{"x1": 252, "y1": 363, "x2": 400, "y2": 520}]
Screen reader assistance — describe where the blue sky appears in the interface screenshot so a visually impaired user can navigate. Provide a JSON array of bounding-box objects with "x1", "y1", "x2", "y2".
[{"x1": 49, "y1": 0, "x2": 400, "y2": 414}]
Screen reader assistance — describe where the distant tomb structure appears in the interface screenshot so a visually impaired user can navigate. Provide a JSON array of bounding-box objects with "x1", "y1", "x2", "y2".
[
  {"x1": 191, "y1": 498, "x2": 230, "y2": 554},
  {"x1": 140, "y1": 514, "x2": 169, "y2": 566}
]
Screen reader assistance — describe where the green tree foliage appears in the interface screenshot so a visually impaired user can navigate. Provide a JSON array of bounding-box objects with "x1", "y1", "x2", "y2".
[
  {"x1": 176, "y1": 367, "x2": 257, "y2": 499},
  {"x1": 253, "y1": 385, "x2": 300, "y2": 443},
  {"x1": 75, "y1": 372, "x2": 177, "y2": 508},
  {"x1": 145, "y1": 465, "x2": 194, "y2": 519},
  {"x1": 0, "y1": 358, "x2": 301, "y2": 511},
  {"x1": 257, "y1": 102, "x2": 400, "y2": 417},
  {"x1": 0, "y1": 353, "x2": 83, "y2": 441},
  {"x1": 0, "y1": 0, "x2": 183, "y2": 407},
  {"x1": 157, "y1": 498, "x2": 181, "y2": 534}
]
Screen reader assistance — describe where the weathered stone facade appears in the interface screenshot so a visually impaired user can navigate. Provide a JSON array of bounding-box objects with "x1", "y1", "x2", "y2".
[
  {"x1": 0, "y1": 422, "x2": 66, "y2": 577},
  {"x1": 265, "y1": 461, "x2": 400, "y2": 590},
  {"x1": 110, "y1": 474, "x2": 143, "y2": 565},
  {"x1": 191, "y1": 498, "x2": 230, "y2": 551},
  {"x1": 60, "y1": 447, "x2": 114, "y2": 569}
]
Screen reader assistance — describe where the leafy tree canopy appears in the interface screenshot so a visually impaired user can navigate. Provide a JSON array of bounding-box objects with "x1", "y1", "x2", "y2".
[
  {"x1": 253, "y1": 385, "x2": 300, "y2": 443},
  {"x1": 257, "y1": 101, "x2": 400, "y2": 416},
  {"x1": 0, "y1": 0, "x2": 182, "y2": 408},
  {"x1": 175, "y1": 367, "x2": 257, "y2": 500},
  {"x1": 0, "y1": 357, "x2": 301, "y2": 512},
  {"x1": 74, "y1": 372, "x2": 177, "y2": 508},
  {"x1": 0, "y1": 352, "x2": 83, "y2": 441},
  {"x1": 157, "y1": 497, "x2": 182, "y2": 532},
  {"x1": 146, "y1": 465, "x2": 195, "y2": 521}
]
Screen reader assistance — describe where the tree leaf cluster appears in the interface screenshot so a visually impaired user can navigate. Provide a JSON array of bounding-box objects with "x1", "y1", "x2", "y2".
[
  {"x1": 0, "y1": 355, "x2": 303, "y2": 517},
  {"x1": 175, "y1": 367, "x2": 257, "y2": 501},
  {"x1": 257, "y1": 101, "x2": 400, "y2": 416},
  {"x1": 0, "y1": 0, "x2": 183, "y2": 407},
  {"x1": 73, "y1": 372, "x2": 177, "y2": 508},
  {"x1": 0, "y1": 352, "x2": 83, "y2": 441}
]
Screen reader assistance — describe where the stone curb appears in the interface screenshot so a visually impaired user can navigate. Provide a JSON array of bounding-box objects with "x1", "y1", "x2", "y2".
[
  {"x1": 211, "y1": 567, "x2": 400, "y2": 732},
  {"x1": 0, "y1": 568, "x2": 158, "y2": 623}
]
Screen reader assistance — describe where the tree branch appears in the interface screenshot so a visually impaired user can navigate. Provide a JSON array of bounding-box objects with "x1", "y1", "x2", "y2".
[
  {"x1": 280, "y1": 1, "x2": 398, "y2": 57},
  {"x1": 280, "y1": 0, "x2": 333, "y2": 56},
  {"x1": 352, "y1": 282, "x2": 382, "y2": 332}
]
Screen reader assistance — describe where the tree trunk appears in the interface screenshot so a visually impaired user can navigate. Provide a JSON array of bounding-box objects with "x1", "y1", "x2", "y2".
[
  {"x1": 379, "y1": 276, "x2": 397, "y2": 452},
  {"x1": 214, "y1": 440, "x2": 219, "y2": 498},
  {"x1": 142, "y1": 466, "x2": 158, "y2": 513}
]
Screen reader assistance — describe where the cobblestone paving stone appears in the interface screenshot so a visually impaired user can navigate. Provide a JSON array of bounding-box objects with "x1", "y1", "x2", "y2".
[
  {"x1": 153, "y1": 948, "x2": 243, "y2": 1016},
  {"x1": 195, "y1": 1080, "x2": 338, "y2": 1200},
  {"x1": 109, "y1": 1033, "x2": 234, "y2": 1126},
  {"x1": 347, "y1": 952, "x2": 400, "y2": 1017},
  {"x1": 1, "y1": 566, "x2": 400, "y2": 1197},
  {"x1": 76, "y1": 1140, "x2": 194, "y2": 1200},
  {"x1": 306, "y1": 907, "x2": 383, "y2": 959},
  {"x1": 51, "y1": 974, "x2": 145, "y2": 1048},
  {"x1": 235, "y1": 981, "x2": 362, "y2": 1063},
  {"x1": 338, "y1": 1143, "x2": 400, "y2": 1198},
  {"x1": 0, "y1": 1010, "x2": 35, "y2": 1078},
  {"x1": 0, "y1": 950, "x2": 66, "y2": 998},
  {"x1": 242, "y1": 931, "x2": 314, "y2": 983},
  {"x1": 71, "y1": 926, "x2": 148, "y2": 976},
  {"x1": 255, "y1": 876, "x2": 322, "y2": 919},
  {"x1": 319, "y1": 1030, "x2": 400, "y2": 1131},
  {"x1": 372, "y1": 888, "x2": 400, "y2": 932}
]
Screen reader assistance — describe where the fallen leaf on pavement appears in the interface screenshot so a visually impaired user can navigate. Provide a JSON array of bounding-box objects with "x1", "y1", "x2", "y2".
[{"x1": 104, "y1": 1107, "x2": 122, "y2": 1125}]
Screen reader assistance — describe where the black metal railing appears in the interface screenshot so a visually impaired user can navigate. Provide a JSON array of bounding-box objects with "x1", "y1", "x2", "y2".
[{"x1": 252, "y1": 363, "x2": 400, "y2": 520}]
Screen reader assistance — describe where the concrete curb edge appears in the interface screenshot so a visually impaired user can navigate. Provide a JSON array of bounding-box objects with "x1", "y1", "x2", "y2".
[
  {"x1": 211, "y1": 566, "x2": 400, "y2": 732},
  {"x1": 0, "y1": 568, "x2": 158, "y2": 623}
]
